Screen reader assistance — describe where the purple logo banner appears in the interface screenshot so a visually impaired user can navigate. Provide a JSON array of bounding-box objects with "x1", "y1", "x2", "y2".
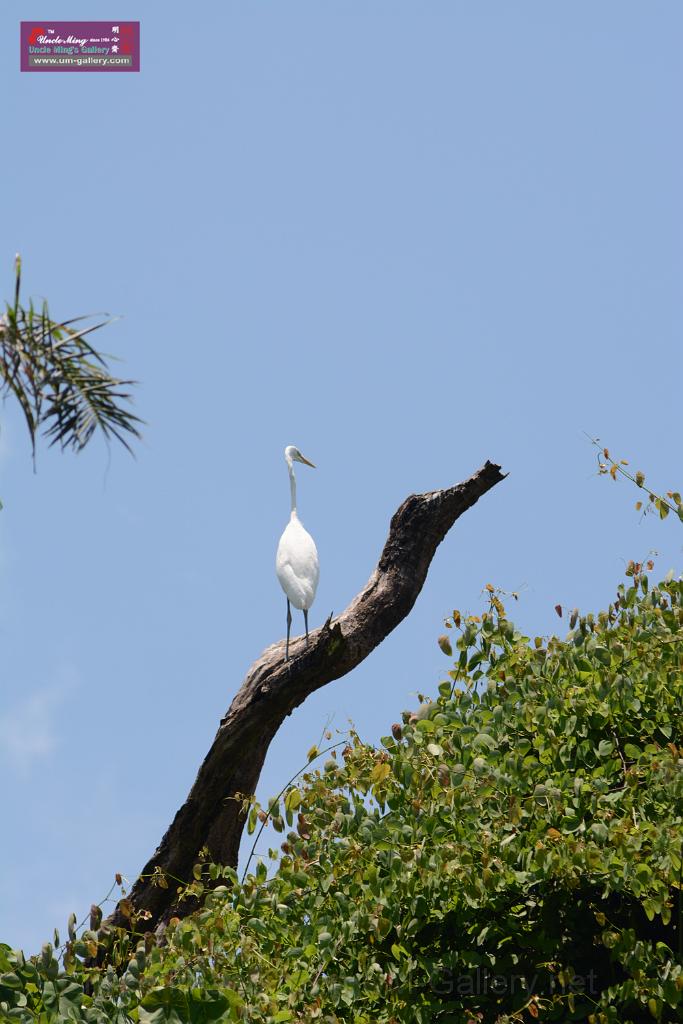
[{"x1": 20, "y1": 21, "x2": 140, "y2": 72}]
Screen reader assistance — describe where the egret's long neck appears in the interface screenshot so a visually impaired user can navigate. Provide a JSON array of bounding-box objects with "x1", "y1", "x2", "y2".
[{"x1": 288, "y1": 462, "x2": 297, "y2": 515}]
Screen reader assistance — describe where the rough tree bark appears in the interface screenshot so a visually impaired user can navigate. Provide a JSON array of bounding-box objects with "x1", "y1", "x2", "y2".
[{"x1": 108, "y1": 461, "x2": 505, "y2": 934}]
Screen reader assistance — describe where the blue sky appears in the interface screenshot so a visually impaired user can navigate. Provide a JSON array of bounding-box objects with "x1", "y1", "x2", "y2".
[{"x1": 1, "y1": 2, "x2": 681, "y2": 953}]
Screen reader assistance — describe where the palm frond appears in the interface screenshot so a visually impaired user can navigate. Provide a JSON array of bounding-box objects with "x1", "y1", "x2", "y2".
[{"x1": 0, "y1": 256, "x2": 142, "y2": 457}]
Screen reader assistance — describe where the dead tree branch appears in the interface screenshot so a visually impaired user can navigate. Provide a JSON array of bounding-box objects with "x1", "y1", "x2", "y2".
[{"x1": 108, "y1": 460, "x2": 505, "y2": 933}]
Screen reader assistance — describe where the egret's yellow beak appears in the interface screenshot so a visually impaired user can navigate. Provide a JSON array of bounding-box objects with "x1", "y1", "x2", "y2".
[{"x1": 299, "y1": 454, "x2": 316, "y2": 468}]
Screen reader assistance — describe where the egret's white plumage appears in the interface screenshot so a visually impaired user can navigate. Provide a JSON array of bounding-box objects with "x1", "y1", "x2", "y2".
[
  {"x1": 276, "y1": 445, "x2": 319, "y2": 660},
  {"x1": 276, "y1": 517, "x2": 319, "y2": 610}
]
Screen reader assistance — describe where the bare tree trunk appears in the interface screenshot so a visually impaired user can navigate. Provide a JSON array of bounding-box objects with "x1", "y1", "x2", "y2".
[{"x1": 107, "y1": 461, "x2": 505, "y2": 934}]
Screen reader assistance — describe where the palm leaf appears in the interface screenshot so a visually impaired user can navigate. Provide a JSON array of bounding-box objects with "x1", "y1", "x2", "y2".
[{"x1": 0, "y1": 257, "x2": 142, "y2": 457}]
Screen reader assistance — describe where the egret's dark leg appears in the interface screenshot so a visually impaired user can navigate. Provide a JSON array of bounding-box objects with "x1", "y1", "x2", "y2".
[
  {"x1": 286, "y1": 599, "x2": 292, "y2": 661},
  {"x1": 304, "y1": 608, "x2": 309, "y2": 645}
]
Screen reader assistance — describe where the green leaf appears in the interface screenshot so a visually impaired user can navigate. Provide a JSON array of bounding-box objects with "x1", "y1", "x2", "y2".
[
  {"x1": 594, "y1": 646, "x2": 611, "y2": 666},
  {"x1": 473, "y1": 732, "x2": 497, "y2": 751},
  {"x1": 139, "y1": 988, "x2": 189, "y2": 1024},
  {"x1": 590, "y1": 822, "x2": 609, "y2": 842},
  {"x1": 284, "y1": 788, "x2": 302, "y2": 813},
  {"x1": 0, "y1": 973, "x2": 21, "y2": 990},
  {"x1": 371, "y1": 762, "x2": 391, "y2": 785}
]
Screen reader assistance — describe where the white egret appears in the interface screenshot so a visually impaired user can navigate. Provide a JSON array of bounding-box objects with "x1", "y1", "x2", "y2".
[{"x1": 276, "y1": 445, "x2": 319, "y2": 661}]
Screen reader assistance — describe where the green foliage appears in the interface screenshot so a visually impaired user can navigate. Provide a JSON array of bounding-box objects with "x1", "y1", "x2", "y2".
[
  {"x1": 2, "y1": 573, "x2": 682, "y2": 1023},
  {"x1": 590, "y1": 436, "x2": 683, "y2": 525},
  {"x1": 0, "y1": 254, "x2": 141, "y2": 457}
]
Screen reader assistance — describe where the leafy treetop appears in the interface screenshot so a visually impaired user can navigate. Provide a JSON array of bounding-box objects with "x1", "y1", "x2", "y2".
[{"x1": 1, "y1": 564, "x2": 681, "y2": 1023}]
